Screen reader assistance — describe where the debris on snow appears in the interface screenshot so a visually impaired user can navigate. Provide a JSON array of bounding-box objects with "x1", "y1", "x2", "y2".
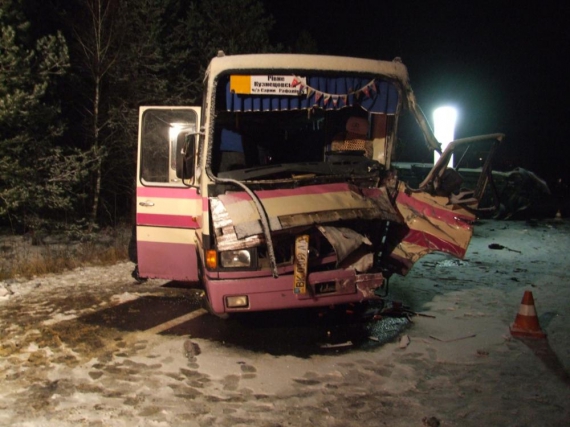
[
  {"x1": 110, "y1": 291, "x2": 140, "y2": 305},
  {"x1": 399, "y1": 334, "x2": 411, "y2": 349}
]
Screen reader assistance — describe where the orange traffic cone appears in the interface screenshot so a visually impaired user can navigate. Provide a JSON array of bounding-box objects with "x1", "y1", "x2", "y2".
[{"x1": 510, "y1": 291, "x2": 546, "y2": 339}]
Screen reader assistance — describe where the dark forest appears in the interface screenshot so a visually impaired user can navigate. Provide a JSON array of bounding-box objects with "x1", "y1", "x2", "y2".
[{"x1": 0, "y1": 0, "x2": 291, "y2": 233}]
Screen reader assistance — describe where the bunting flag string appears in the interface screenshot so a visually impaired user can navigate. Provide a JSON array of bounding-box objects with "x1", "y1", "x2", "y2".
[
  {"x1": 226, "y1": 75, "x2": 398, "y2": 113},
  {"x1": 291, "y1": 76, "x2": 377, "y2": 107}
]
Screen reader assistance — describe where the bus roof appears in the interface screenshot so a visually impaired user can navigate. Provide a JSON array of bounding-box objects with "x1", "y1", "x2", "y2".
[{"x1": 206, "y1": 52, "x2": 411, "y2": 84}]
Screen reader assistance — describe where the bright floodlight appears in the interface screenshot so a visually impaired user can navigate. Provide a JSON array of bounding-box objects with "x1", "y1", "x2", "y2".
[{"x1": 433, "y1": 106, "x2": 457, "y2": 166}]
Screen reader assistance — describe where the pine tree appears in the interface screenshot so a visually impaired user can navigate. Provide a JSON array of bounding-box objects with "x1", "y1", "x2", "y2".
[
  {"x1": 0, "y1": 4, "x2": 81, "y2": 232},
  {"x1": 102, "y1": 0, "x2": 280, "y2": 222},
  {"x1": 100, "y1": 0, "x2": 176, "y2": 225},
  {"x1": 171, "y1": 0, "x2": 280, "y2": 103},
  {"x1": 53, "y1": 0, "x2": 280, "y2": 227}
]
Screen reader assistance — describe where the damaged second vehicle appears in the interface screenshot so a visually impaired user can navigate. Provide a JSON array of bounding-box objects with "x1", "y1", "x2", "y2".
[{"x1": 134, "y1": 52, "x2": 504, "y2": 316}]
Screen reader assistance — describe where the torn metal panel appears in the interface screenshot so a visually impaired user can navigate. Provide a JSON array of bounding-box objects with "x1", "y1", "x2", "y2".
[
  {"x1": 390, "y1": 181, "x2": 476, "y2": 272},
  {"x1": 210, "y1": 198, "x2": 234, "y2": 230},
  {"x1": 215, "y1": 183, "x2": 370, "y2": 226},
  {"x1": 294, "y1": 269, "x2": 356, "y2": 300},
  {"x1": 344, "y1": 252, "x2": 374, "y2": 273},
  {"x1": 293, "y1": 269, "x2": 383, "y2": 300},
  {"x1": 232, "y1": 208, "x2": 381, "y2": 238},
  {"x1": 211, "y1": 197, "x2": 263, "y2": 251},
  {"x1": 233, "y1": 217, "x2": 281, "y2": 238},
  {"x1": 213, "y1": 183, "x2": 401, "y2": 240},
  {"x1": 360, "y1": 187, "x2": 403, "y2": 223},
  {"x1": 417, "y1": 133, "x2": 505, "y2": 205},
  {"x1": 386, "y1": 133, "x2": 506, "y2": 272},
  {"x1": 277, "y1": 208, "x2": 379, "y2": 230},
  {"x1": 317, "y1": 225, "x2": 372, "y2": 266},
  {"x1": 355, "y1": 272, "x2": 385, "y2": 298},
  {"x1": 492, "y1": 167, "x2": 551, "y2": 219},
  {"x1": 231, "y1": 207, "x2": 388, "y2": 239},
  {"x1": 221, "y1": 225, "x2": 235, "y2": 235},
  {"x1": 216, "y1": 233, "x2": 263, "y2": 251},
  {"x1": 299, "y1": 270, "x2": 384, "y2": 300}
]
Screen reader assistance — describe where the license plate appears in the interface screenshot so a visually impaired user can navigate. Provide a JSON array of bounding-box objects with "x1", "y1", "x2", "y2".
[{"x1": 293, "y1": 235, "x2": 310, "y2": 294}]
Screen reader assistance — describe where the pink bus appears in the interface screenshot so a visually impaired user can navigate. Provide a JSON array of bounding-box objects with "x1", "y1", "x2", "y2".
[{"x1": 134, "y1": 52, "x2": 503, "y2": 316}]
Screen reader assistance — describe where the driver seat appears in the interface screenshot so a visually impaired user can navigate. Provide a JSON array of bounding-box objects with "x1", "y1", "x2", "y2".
[{"x1": 331, "y1": 116, "x2": 372, "y2": 158}]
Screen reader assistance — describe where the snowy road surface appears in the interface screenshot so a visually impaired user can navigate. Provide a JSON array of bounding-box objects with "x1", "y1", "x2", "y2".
[{"x1": 1, "y1": 219, "x2": 569, "y2": 426}]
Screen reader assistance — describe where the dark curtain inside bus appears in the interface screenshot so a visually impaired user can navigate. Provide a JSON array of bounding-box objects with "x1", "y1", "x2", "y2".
[{"x1": 225, "y1": 76, "x2": 399, "y2": 114}]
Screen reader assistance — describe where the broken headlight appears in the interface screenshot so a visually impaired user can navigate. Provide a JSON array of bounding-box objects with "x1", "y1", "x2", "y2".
[{"x1": 220, "y1": 249, "x2": 252, "y2": 268}]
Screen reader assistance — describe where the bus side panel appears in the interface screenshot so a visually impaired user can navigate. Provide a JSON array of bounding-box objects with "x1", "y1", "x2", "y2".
[
  {"x1": 388, "y1": 182, "x2": 475, "y2": 275},
  {"x1": 137, "y1": 238, "x2": 198, "y2": 281},
  {"x1": 136, "y1": 224, "x2": 199, "y2": 282},
  {"x1": 136, "y1": 106, "x2": 202, "y2": 282},
  {"x1": 136, "y1": 188, "x2": 202, "y2": 282}
]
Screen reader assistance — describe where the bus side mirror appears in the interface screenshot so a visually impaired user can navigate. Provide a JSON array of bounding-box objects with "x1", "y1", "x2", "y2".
[{"x1": 176, "y1": 134, "x2": 196, "y2": 180}]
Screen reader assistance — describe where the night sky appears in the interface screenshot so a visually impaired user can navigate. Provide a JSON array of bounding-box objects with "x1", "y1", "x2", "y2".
[{"x1": 264, "y1": 1, "x2": 568, "y2": 185}]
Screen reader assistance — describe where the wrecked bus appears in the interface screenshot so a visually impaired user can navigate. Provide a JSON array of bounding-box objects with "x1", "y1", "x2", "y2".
[{"x1": 134, "y1": 52, "x2": 503, "y2": 316}]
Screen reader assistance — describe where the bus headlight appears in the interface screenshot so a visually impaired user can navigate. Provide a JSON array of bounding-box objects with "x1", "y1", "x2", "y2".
[
  {"x1": 220, "y1": 249, "x2": 252, "y2": 268},
  {"x1": 226, "y1": 295, "x2": 249, "y2": 308}
]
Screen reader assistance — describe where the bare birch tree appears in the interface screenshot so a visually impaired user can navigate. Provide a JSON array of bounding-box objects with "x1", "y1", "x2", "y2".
[{"x1": 72, "y1": 0, "x2": 124, "y2": 230}]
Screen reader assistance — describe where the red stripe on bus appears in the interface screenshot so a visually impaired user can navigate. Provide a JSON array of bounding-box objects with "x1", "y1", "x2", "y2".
[
  {"x1": 396, "y1": 192, "x2": 473, "y2": 228},
  {"x1": 402, "y1": 229, "x2": 467, "y2": 258},
  {"x1": 137, "y1": 213, "x2": 199, "y2": 228},
  {"x1": 219, "y1": 183, "x2": 358, "y2": 204},
  {"x1": 137, "y1": 186, "x2": 202, "y2": 199}
]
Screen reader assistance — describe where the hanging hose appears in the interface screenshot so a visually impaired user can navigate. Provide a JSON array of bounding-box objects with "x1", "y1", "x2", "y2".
[{"x1": 206, "y1": 169, "x2": 279, "y2": 278}]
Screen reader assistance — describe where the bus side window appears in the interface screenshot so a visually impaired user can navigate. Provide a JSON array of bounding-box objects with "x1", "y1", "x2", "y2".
[
  {"x1": 140, "y1": 109, "x2": 198, "y2": 185},
  {"x1": 141, "y1": 116, "x2": 169, "y2": 183}
]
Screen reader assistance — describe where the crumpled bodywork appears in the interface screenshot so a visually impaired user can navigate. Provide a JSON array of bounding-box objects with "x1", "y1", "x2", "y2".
[
  {"x1": 201, "y1": 55, "x2": 504, "y2": 313},
  {"x1": 316, "y1": 225, "x2": 372, "y2": 269},
  {"x1": 384, "y1": 133, "x2": 505, "y2": 274},
  {"x1": 209, "y1": 132, "x2": 505, "y2": 285},
  {"x1": 210, "y1": 182, "x2": 401, "y2": 250},
  {"x1": 491, "y1": 167, "x2": 551, "y2": 219},
  {"x1": 135, "y1": 53, "x2": 506, "y2": 315},
  {"x1": 210, "y1": 179, "x2": 477, "y2": 281},
  {"x1": 388, "y1": 181, "x2": 476, "y2": 275}
]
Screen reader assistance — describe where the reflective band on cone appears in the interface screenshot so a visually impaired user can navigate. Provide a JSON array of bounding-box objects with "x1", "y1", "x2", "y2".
[{"x1": 509, "y1": 290, "x2": 546, "y2": 339}]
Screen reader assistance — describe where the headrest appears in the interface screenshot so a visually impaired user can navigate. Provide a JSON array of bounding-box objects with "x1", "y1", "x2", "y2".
[{"x1": 345, "y1": 117, "x2": 368, "y2": 135}]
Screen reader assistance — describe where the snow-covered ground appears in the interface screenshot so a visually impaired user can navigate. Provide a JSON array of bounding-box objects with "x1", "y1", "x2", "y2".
[{"x1": 1, "y1": 219, "x2": 569, "y2": 426}]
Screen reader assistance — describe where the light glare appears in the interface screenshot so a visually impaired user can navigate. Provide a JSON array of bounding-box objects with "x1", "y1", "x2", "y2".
[{"x1": 433, "y1": 106, "x2": 457, "y2": 165}]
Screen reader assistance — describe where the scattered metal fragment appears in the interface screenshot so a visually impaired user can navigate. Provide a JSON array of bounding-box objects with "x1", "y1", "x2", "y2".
[
  {"x1": 399, "y1": 334, "x2": 411, "y2": 349},
  {"x1": 434, "y1": 259, "x2": 468, "y2": 267},
  {"x1": 402, "y1": 309, "x2": 436, "y2": 319},
  {"x1": 320, "y1": 341, "x2": 353, "y2": 349},
  {"x1": 429, "y1": 333, "x2": 477, "y2": 343},
  {"x1": 488, "y1": 243, "x2": 522, "y2": 253}
]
